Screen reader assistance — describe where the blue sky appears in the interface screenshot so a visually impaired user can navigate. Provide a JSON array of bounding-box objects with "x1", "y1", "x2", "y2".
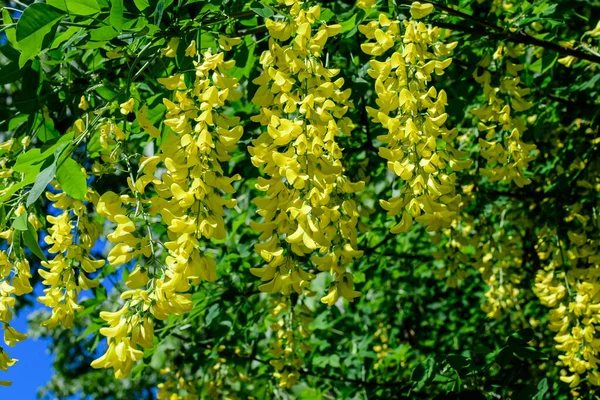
[{"x1": 2, "y1": 303, "x2": 54, "y2": 399}]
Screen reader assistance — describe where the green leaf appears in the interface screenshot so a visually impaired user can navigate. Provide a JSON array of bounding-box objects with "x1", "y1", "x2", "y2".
[
  {"x1": 26, "y1": 142, "x2": 68, "y2": 207},
  {"x1": 12, "y1": 231, "x2": 22, "y2": 255},
  {"x1": 250, "y1": 2, "x2": 273, "y2": 18},
  {"x1": 2, "y1": 9, "x2": 17, "y2": 46},
  {"x1": 328, "y1": 354, "x2": 340, "y2": 368},
  {"x1": 204, "y1": 303, "x2": 220, "y2": 326},
  {"x1": 0, "y1": 176, "x2": 35, "y2": 204},
  {"x1": 27, "y1": 160, "x2": 57, "y2": 207},
  {"x1": 495, "y1": 346, "x2": 514, "y2": 367},
  {"x1": 134, "y1": 0, "x2": 150, "y2": 11},
  {"x1": 13, "y1": 61, "x2": 42, "y2": 113},
  {"x1": 16, "y1": 4, "x2": 65, "y2": 43},
  {"x1": 0, "y1": 62, "x2": 23, "y2": 86},
  {"x1": 12, "y1": 212, "x2": 29, "y2": 231},
  {"x1": 0, "y1": 206, "x2": 5, "y2": 231},
  {"x1": 51, "y1": 26, "x2": 81, "y2": 50},
  {"x1": 340, "y1": 13, "x2": 358, "y2": 33},
  {"x1": 446, "y1": 354, "x2": 470, "y2": 370},
  {"x1": 14, "y1": 132, "x2": 74, "y2": 173},
  {"x1": 154, "y1": 0, "x2": 165, "y2": 26},
  {"x1": 47, "y1": 0, "x2": 101, "y2": 16},
  {"x1": 513, "y1": 346, "x2": 547, "y2": 360},
  {"x1": 110, "y1": 0, "x2": 124, "y2": 29},
  {"x1": 56, "y1": 158, "x2": 87, "y2": 200},
  {"x1": 90, "y1": 26, "x2": 119, "y2": 41},
  {"x1": 319, "y1": 8, "x2": 334, "y2": 22},
  {"x1": 16, "y1": 3, "x2": 65, "y2": 67},
  {"x1": 95, "y1": 85, "x2": 118, "y2": 100},
  {"x1": 22, "y1": 223, "x2": 47, "y2": 261},
  {"x1": 533, "y1": 378, "x2": 549, "y2": 400},
  {"x1": 508, "y1": 328, "x2": 534, "y2": 345}
]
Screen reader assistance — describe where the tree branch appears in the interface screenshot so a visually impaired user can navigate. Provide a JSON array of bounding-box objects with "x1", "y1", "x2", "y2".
[{"x1": 416, "y1": 2, "x2": 600, "y2": 64}]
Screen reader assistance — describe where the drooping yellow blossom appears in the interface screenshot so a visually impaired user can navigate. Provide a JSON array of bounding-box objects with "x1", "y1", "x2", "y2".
[
  {"x1": 218, "y1": 35, "x2": 242, "y2": 51},
  {"x1": 471, "y1": 46, "x2": 537, "y2": 187},
  {"x1": 120, "y1": 98, "x2": 135, "y2": 115},
  {"x1": 360, "y1": 8, "x2": 470, "y2": 233},
  {"x1": 91, "y1": 305, "x2": 154, "y2": 378},
  {"x1": 185, "y1": 40, "x2": 197, "y2": 57},
  {"x1": 410, "y1": 2, "x2": 434, "y2": 19},
  {"x1": 249, "y1": 0, "x2": 364, "y2": 305},
  {"x1": 151, "y1": 49, "x2": 243, "y2": 317},
  {"x1": 78, "y1": 95, "x2": 89, "y2": 111},
  {"x1": 38, "y1": 189, "x2": 104, "y2": 329},
  {"x1": 160, "y1": 38, "x2": 180, "y2": 58},
  {"x1": 532, "y1": 210, "x2": 600, "y2": 390},
  {"x1": 249, "y1": 0, "x2": 364, "y2": 386},
  {"x1": 136, "y1": 105, "x2": 161, "y2": 138},
  {"x1": 357, "y1": 0, "x2": 376, "y2": 10},
  {"x1": 93, "y1": 46, "x2": 243, "y2": 379},
  {"x1": 98, "y1": 120, "x2": 125, "y2": 148}
]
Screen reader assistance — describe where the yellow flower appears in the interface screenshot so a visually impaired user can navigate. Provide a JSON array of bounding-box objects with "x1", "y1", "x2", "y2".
[
  {"x1": 185, "y1": 40, "x2": 196, "y2": 57},
  {"x1": 136, "y1": 106, "x2": 161, "y2": 138},
  {"x1": 218, "y1": 36, "x2": 242, "y2": 51},
  {"x1": 120, "y1": 98, "x2": 135, "y2": 115},
  {"x1": 0, "y1": 346, "x2": 17, "y2": 372},
  {"x1": 357, "y1": 0, "x2": 376, "y2": 10},
  {"x1": 160, "y1": 38, "x2": 179, "y2": 58},
  {"x1": 410, "y1": 2, "x2": 434, "y2": 19},
  {"x1": 78, "y1": 95, "x2": 89, "y2": 111},
  {"x1": 3, "y1": 325, "x2": 27, "y2": 347},
  {"x1": 558, "y1": 55, "x2": 576, "y2": 68}
]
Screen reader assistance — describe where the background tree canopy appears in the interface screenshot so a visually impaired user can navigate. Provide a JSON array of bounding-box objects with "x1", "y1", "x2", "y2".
[{"x1": 0, "y1": 0, "x2": 599, "y2": 398}]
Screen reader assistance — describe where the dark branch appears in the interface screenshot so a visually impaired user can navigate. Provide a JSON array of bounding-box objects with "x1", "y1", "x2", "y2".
[{"x1": 415, "y1": 2, "x2": 600, "y2": 64}]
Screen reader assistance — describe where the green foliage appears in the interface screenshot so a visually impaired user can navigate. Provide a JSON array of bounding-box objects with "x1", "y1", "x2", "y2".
[{"x1": 0, "y1": 0, "x2": 599, "y2": 399}]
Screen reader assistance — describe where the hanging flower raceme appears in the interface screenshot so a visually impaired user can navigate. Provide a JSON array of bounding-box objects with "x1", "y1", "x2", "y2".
[
  {"x1": 92, "y1": 46, "x2": 244, "y2": 379},
  {"x1": 267, "y1": 297, "x2": 313, "y2": 389},
  {"x1": 533, "y1": 205, "x2": 600, "y2": 392},
  {"x1": 360, "y1": 5, "x2": 471, "y2": 234},
  {"x1": 91, "y1": 191, "x2": 156, "y2": 378},
  {"x1": 475, "y1": 216, "x2": 528, "y2": 319},
  {"x1": 151, "y1": 48, "x2": 242, "y2": 317},
  {"x1": 38, "y1": 187, "x2": 104, "y2": 329},
  {"x1": 0, "y1": 203, "x2": 36, "y2": 386},
  {"x1": 471, "y1": 45, "x2": 537, "y2": 187},
  {"x1": 249, "y1": 0, "x2": 364, "y2": 306}
]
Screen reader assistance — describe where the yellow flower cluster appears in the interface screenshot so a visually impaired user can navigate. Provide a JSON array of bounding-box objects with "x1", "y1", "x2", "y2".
[
  {"x1": 476, "y1": 221, "x2": 526, "y2": 319},
  {"x1": 92, "y1": 47, "x2": 243, "y2": 378},
  {"x1": 0, "y1": 205, "x2": 33, "y2": 386},
  {"x1": 156, "y1": 345, "x2": 250, "y2": 399},
  {"x1": 249, "y1": 0, "x2": 364, "y2": 305},
  {"x1": 38, "y1": 188, "x2": 104, "y2": 329},
  {"x1": 91, "y1": 304, "x2": 154, "y2": 378},
  {"x1": 533, "y1": 215, "x2": 600, "y2": 391},
  {"x1": 430, "y1": 214, "x2": 478, "y2": 288},
  {"x1": 157, "y1": 366, "x2": 198, "y2": 400},
  {"x1": 372, "y1": 323, "x2": 391, "y2": 370},
  {"x1": 360, "y1": 7, "x2": 472, "y2": 234},
  {"x1": 91, "y1": 190, "x2": 158, "y2": 378},
  {"x1": 268, "y1": 297, "x2": 313, "y2": 388},
  {"x1": 150, "y1": 49, "x2": 242, "y2": 311},
  {"x1": 471, "y1": 45, "x2": 537, "y2": 187},
  {"x1": 431, "y1": 196, "x2": 530, "y2": 318}
]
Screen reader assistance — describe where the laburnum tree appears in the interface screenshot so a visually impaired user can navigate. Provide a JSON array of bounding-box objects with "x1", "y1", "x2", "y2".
[{"x1": 0, "y1": 0, "x2": 599, "y2": 398}]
